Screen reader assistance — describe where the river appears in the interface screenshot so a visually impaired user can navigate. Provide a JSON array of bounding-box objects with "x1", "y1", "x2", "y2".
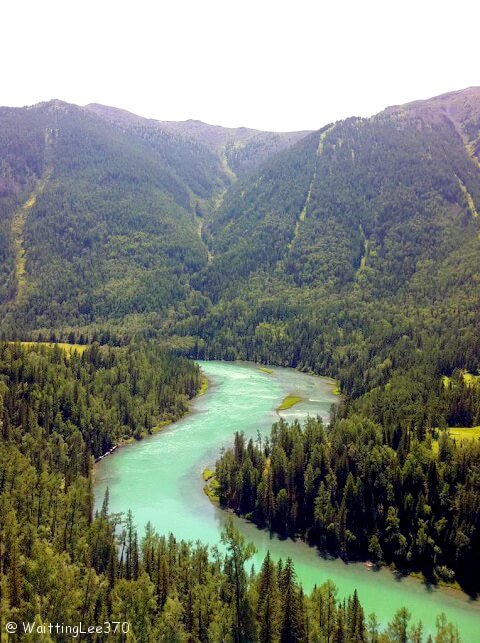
[{"x1": 94, "y1": 361, "x2": 480, "y2": 641}]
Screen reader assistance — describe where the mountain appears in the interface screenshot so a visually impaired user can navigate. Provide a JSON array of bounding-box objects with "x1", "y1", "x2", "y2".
[
  {"x1": 0, "y1": 99, "x2": 309, "y2": 337},
  {"x1": 0, "y1": 100, "x2": 214, "y2": 335},
  {"x1": 385, "y1": 86, "x2": 480, "y2": 164},
  {"x1": 199, "y1": 87, "x2": 480, "y2": 299},
  {"x1": 204, "y1": 87, "x2": 480, "y2": 290}
]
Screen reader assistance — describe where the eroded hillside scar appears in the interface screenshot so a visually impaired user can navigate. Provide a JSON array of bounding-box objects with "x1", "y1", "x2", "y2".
[
  {"x1": 443, "y1": 109, "x2": 480, "y2": 174},
  {"x1": 356, "y1": 223, "x2": 370, "y2": 276},
  {"x1": 290, "y1": 125, "x2": 333, "y2": 248},
  {"x1": 10, "y1": 128, "x2": 53, "y2": 309},
  {"x1": 196, "y1": 215, "x2": 214, "y2": 263},
  {"x1": 456, "y1": 176, "x2": 479, "y2": 218}
]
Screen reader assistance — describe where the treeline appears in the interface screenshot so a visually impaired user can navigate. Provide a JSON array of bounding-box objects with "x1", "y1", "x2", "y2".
[
  {"x1": 177, "y1": 287, "x2": 480, "y2": 434},
  {"x1": 0, "y1": 341, "x2": 202, "y2": 457},
  {"x1": 216, "y1": 416, "x2": 480, "y2": 593}
]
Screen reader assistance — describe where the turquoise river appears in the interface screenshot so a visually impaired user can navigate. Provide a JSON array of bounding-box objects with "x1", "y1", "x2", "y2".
[{"x1": 95, "y1": 361, "x2": 480, "y2": 641}]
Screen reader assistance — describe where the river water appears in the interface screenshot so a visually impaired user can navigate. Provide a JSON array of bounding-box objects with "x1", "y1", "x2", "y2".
[{"x1": 94, "y1": 361, "x2": 479, "y2": 641}]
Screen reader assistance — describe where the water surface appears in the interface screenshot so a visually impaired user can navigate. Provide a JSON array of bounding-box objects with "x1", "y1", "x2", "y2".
[{"x1": 95, "y1": 361, "x2": 479, "y2": 641}]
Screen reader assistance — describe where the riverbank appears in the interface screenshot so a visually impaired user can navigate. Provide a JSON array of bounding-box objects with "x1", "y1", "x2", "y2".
[
  {"x1": 203, "y1": 468, "x2": 220, "y2": 504},
  {"x1": 205, "y1": 482, "x2": 466, "y2": 596},
  {"x1": 106, "y1": 372, "x2": 210, "y2": 449}
]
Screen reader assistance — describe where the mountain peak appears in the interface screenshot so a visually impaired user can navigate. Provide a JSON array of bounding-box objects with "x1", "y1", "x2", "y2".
[
  {"x1": 383, "y1": 86, "x2": 480, "y2": 127},
  {"x1": 30, "y1": 98, "x2": 77, "y2": 113}
]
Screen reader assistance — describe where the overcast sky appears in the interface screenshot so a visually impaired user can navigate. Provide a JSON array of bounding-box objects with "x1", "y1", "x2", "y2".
[{"x1": 2, "y1": 0, "x2": 479, "y2": 131}]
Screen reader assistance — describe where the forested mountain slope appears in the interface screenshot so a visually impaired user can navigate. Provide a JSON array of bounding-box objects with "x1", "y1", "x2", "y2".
[
  {"x1": 86, "y1": 103, "x2": 311, "y2": 178},
  {"x1": 200, "y1": 87, "x2": 480, "y2": 297},
  {"x1": 0, "y1": 100, "x2": 310, "y2": 338},
  {"x1": 0, "y1": 100, "x2": 217, "y2": 335},
  {"x1": 175, "y1": 87, "x2": 480, "y2": 432}
]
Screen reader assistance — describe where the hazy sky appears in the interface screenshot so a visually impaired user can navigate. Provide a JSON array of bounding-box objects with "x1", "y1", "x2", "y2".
[{"x1": 2, "y1": 0, "x2": 479, "y2": 131}]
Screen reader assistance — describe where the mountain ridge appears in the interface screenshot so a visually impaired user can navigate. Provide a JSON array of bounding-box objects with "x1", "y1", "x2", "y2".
[
  {"x1": 84, "y1": 102, "x2": 313, "y2": 178},
  {"x1": 85, "y1": 102, "x2": 312, "y2": 150}
]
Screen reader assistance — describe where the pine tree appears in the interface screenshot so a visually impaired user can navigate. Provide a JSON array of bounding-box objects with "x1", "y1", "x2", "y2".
[
  {"x1": 388, "y1": 607, "x2": 411, "y2": 643},
  {"x1": 256, "y1": 551, "x2": 281, "y2": 642},
  {"x1": 279, "y1": 558, "x2": 304, "y2": 643},
  {"x1": 435, "y1": 613, "x2": 461, "y2": 643},
  {"x1": 221, "y1": 518, "x2": 256, "y2": 643},
  {"x1": 5, "y1": 512, "x2": 21, "y2": 608},
  {"x1": 157, "y1": 592, "x2": 188, "y2": 643},
  {"x1": 333, "y1": 604, "x2": 346, "y2": 643},
  {"x1": 347, "y1": 590, "x2": 366, "y2": 642},
  {"x1": 367, "y1": 613, "x2": 380, "y2": 643}
]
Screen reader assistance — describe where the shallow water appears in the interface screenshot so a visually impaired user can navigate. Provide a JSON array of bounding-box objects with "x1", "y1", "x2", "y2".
[{"x1": 95, "y1": 361, "x2": 479, "y2": 641}]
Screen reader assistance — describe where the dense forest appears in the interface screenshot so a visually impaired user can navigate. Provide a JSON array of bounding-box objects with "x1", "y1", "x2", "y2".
[
  {"x1": 0, "y1": 341, "x2": 202, "y2": 456},
  {"x1": 0, "y1": 100, "x2": 308, "y2": 337},
  {"x1": 0, "y1": 343, "x2": 460, "y2": 641},
  {"x1": 216, "y1": 416, "x2": 480, "y2": 593},
  {"x1": 0, "y1": 101, "x2": 220, "y2": 334}
]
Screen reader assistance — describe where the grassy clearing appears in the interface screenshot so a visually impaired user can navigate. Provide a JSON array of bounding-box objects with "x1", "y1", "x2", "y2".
[
  {"x1": 442, "y1": 371, "x2": 480, "y2": 388},
  {"x1": 432, "y1": 426, "x2": 480, "y2": 453},
  {"x1": 11, "y1": 341, "x2": 88, "y2": 355},
  {"x1": 448, "y1": 426, "x2": 480, "y2": 442},
  {"x1": 277, "y1": 395, "x2": 303, "y2": 411},
  {"x1": 463, "y1": 372, "x2": 480, "y2": 386}
]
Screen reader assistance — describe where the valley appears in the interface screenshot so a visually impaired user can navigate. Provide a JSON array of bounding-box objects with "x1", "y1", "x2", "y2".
[{"x1": 1, "y1": 86, "x2": 480, "y2": 641}]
